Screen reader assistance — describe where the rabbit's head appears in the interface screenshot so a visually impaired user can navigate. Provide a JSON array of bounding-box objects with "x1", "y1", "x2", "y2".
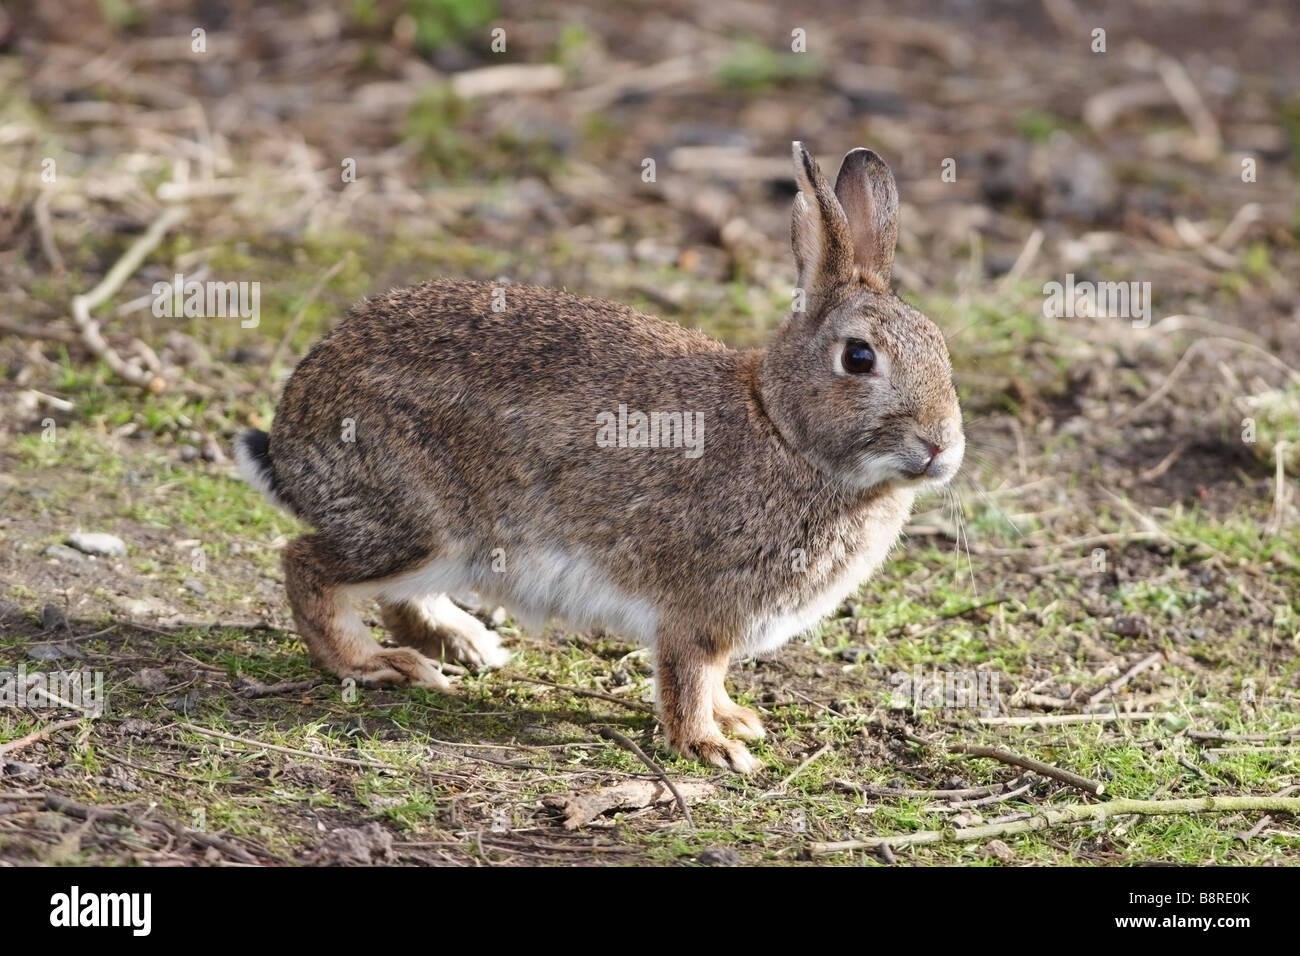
[{"x1": 760, "y1": 143, "x2": 964, "y2": 492}]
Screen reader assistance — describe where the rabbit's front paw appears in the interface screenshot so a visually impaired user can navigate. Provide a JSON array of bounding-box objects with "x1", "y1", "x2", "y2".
[
  {"x1": 675, "y1": 734, "x2": 762, "y2": 775},
  {"x1": 350, "y1": 647, "x2": 455, "y2": 692},
  {"x1": 381, "y1": 596, "x2": 510, "y2": 672},
  {"x1": 443, "y1": 615, "x2": 510, "y2": 671},
  {"x1": 715, "y1": 702, "x2": 766, "y2": 741}
]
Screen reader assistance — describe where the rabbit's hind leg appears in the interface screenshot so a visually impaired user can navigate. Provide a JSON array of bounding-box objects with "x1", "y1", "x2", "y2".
[
  {"x1": 282, "y1": 535, "x2": 452, "y2": 691},
  {"x1": 380, "y1": 594, "x2": 510, "y2": 672}
]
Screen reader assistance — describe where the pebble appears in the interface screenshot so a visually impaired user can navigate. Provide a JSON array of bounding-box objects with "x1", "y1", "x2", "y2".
[
  {"x1": 183, "y1": 577, "x2": 207, "y2": 596},
  {"x1": 167, "y1": 689, "x2": 200, "y2": 715},
  {"x1": 132, "y1": 668, "x2": 170, "y2": 694},
  {"x1": 0, "y1": 600, "x2": 24, "y2": 627},
  {"x1": 43, "y1": 543, "x2": 87, "y2": 564},
  {"x1": 40, "y1": 604, "x2": 69, "y2": 632},
  {"x1": 697, "y1": 848, "x2": 741, "y2": 866},
  {"x1": 28, "y1": 642, "x2": 81, "y2": 662},
  {"x1": 3, "y1": 760, "x2": 41, "y2": 782},
  {"x1": 985, "y1": 839, "x2": 1015, "y2": 863},
  {"x1": 66, "y1": 532, "x2": 126, "y2": 558}
]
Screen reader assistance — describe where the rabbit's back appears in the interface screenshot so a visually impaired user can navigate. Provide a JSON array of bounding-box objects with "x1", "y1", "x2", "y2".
[{"x1": 267, "y1": 280, "x2": 767, "y2": 584}]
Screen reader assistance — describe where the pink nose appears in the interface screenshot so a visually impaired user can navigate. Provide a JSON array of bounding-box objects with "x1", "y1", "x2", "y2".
[{"x1": 922, "y1": 439, "x2": 943, "y2": 463}]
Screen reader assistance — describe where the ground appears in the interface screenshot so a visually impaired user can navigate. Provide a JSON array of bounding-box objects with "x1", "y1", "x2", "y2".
[{"x1": 1, "y1": 0, "x2": 1298, "y2": 866}]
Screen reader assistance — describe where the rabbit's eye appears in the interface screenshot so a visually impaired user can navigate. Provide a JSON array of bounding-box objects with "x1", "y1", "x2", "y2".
[{"x1": 842, "y1": 339, "x2": 876, "y2": 374}]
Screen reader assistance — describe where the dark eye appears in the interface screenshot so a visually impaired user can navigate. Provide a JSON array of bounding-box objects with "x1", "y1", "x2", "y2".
[{"x1": 842, "y1": 339, "x2": 876, "y2": 374}]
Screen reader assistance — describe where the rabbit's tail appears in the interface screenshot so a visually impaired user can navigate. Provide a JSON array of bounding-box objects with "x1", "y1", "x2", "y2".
[{"x1": 234, "y1": 429, "x2": 294, "y2": 514}]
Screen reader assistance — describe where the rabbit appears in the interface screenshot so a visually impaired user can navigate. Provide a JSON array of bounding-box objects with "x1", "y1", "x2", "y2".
[{"x1": 235, "y1": 143, "x2": 965, "y2": 773}]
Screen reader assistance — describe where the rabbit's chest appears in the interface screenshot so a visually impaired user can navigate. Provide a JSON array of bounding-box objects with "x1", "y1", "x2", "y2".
[{"x1": 738, "y1": 488, "x2": 914, "y2": 657}]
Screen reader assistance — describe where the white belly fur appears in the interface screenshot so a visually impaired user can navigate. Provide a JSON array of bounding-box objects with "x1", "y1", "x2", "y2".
[
  {"x1": 356, "y1": 544, "x2": 661, "y2": 644},
  {"x1": 357, "y1": 493, "x2": 908, "y2": 659}
]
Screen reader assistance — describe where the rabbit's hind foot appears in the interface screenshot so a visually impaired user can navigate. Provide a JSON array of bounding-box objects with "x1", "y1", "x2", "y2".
[{"x1": 282, "y1": 535, "x2": 454, "y2": 692}]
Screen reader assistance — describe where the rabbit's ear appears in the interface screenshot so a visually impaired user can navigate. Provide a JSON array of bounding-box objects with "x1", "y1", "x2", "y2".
[
  {"x1": 791, "y1": 142, "x2": 855, "y2": 304},
  {"x1": 833, "y1": 148, "x2": 899, "y2": 292}
]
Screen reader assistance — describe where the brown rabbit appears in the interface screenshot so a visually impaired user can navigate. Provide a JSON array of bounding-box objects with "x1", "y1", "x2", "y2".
[{"x1": 236, "y1": 143, "x2": 964, "y2": 773}]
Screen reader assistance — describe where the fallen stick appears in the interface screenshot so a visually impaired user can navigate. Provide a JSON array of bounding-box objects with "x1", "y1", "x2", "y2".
[
  {"x1": 938, "y1": 778, "x2": 1035, "y2": 810},
  {"x1": 235, "y1": 677, "x2": 323, "y2": 699},
  {"x1": 176, "y1": 722, "x2": 398, "y2": 771},
  {"x1": 1087, "y1": 651, "x2": 1163, "y2": 708},
  {"x1": 1186, "y1": 729, "x2": 1300, "y2": 744},
  {"x1": 70, "y1": 205, "x2": 184, "y2": 391},
  {"x1": 597, "y1": 727, "x2": 694, "y2": 828},
  {"x1": 0, "y1": 717, "x2": 86, "y2": 759},
  {"x1": 808, "y1": 796, "x2": 1300, "y2": 856},
  {"x1": 977, "y1": 712, "x2": 1161, "y2": 727},
  {"x1": 45, "y1": 791, "x2": 268, "y2": 864},
  {"x1": 514, "y1": 675, "x2": 655, "y2": 714},
  {"x1": 949, "y1": 744, "x2": 1104, "y2": 797},
  {"x1": 1117, "y1": 337, "x2": 1300, "y2": 426},
  {"x1": 834, "y1": 777, "x2": 1029, "y2": 801},
  {"x1": 767, "y1": 743, "x2": 830, "y2": 796}
]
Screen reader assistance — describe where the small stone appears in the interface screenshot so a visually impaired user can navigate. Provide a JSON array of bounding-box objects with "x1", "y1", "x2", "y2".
[
  {"x1": 183, "y1": 577, "x2": 207, "y2": 596},
  {"x1": 132, "y1": 668, "x2": 169, "y2": 694},
  {"x1": 226, "y1": 345, "x2": 269, "y2": 365},
  {"x1": 43, "y1": 544, "x2": 87, "y2": 564},
  {"x1": 28, "y1": 642, "x2": 81, "y2": 662},
  {"x1": 201, "y1": 437, "x2": 227, "y2": 463},
  {"x1": 66, "y1": 532, "x2": 126, "y2": 558},
  {"x1": 1112, "y1": 616, "x2": 1146, "y2": 638},
  {"x1": 0, "y1": 600, "x2": 24, "y2": 626},
  {"x1": 697, "y1": 848, "x2": 741, "y2": 866},
  {"x1": 318, "y1": 823, "x2": 395, "y2": 866},
  {"x1": 40, "y1": 604, "x2": 69, "y2": 633},
  {"x1": 2, "y1": 760, "x2": 41, "y2": 782},
  {"x1": 838, "y1": 646, "x2": 867, "y2": 663},
  {"x1": 167, "y1": 689, "x2": 200, "y2": 715},
  {"x1": 179, "y1": 445, "x2": 200, "y2": 462},
  {"x1": 121, "y1": 718, "x2": 154, "y2": 736},
  {"x1": 985, "y1": 839, "x2": 1015, "y2": 863}
]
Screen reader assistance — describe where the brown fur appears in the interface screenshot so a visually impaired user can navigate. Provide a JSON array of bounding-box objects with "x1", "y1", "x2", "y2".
[{"x1": 238, "y1": 143, "x2": 964, "y2": 773}]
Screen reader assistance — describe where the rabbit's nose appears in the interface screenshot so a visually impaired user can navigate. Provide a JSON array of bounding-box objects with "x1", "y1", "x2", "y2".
[{"x1": 921, "y1": 438, "x2": 943, "y2": 463}]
